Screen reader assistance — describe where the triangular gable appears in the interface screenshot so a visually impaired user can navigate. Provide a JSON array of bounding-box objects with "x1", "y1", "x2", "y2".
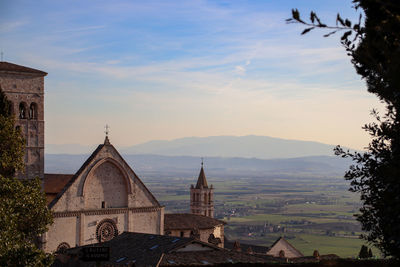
[
  {"x1": 48, "y1": 140, "x2": 160, "y2": 210},
  {"x1": 267, "y1": 237, "x2": 303, "y2": 258}
]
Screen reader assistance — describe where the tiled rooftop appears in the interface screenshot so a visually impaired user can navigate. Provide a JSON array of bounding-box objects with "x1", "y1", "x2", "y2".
[
  {"x1": 0, "y1": 61, "x2": 47, "y2": 75},
  {"x1": 165, "y1": 213, "x2": 226, "y2": 230}
]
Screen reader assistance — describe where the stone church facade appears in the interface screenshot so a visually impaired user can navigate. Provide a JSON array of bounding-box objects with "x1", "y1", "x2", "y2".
[{"x1": 44, "y1": 136, "x2": 164, "y2": 252}]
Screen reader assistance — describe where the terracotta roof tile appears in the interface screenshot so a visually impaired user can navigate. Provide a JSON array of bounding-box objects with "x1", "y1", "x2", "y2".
[
  {"x1": 44, "y1": 173, "x2": 74, "y2": 194},
  {"x1": 164, "y1": 213, "x2": 226, "y2": 230},
  {"x1": 0, "y1": 61, "x2": 47, "y2": 76},
  {"x1": 44, "y1": 174, "x2": 74, "y2": 205}
]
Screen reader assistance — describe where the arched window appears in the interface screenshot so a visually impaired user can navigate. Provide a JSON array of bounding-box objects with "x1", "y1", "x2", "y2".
[
  {"x1": 29, "y1": 102, "x2": 37, "y2": 119},
  {"x1": 19, "y1": 102, "x2": 27, "y2": 119}
]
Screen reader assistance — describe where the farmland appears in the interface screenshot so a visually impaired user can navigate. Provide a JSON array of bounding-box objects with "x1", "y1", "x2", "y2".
[{"x1": 143, "y1": 175, "x2": 379, "y2": 258}]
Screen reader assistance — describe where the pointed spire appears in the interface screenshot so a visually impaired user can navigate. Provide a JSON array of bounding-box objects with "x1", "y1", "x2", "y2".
[{"x1": 195, "y1": 159, "x2": 208, "y2": 189}]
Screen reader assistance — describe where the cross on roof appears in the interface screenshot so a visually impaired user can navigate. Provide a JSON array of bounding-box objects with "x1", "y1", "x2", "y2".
[{"x1": 104, "y1": 124, "x2": 110, "y2": 137}]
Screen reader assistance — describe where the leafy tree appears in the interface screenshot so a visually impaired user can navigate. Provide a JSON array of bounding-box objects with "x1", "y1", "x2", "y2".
[
  {"x1": 359, "y1": 245, "x2": 369, "y2": 259},
  {"x1": 0, "y1": 87, "x2": 53, "y2": 266},
  {"x1": 0, "y1": 88, "x2": 25, "y2": 176},
  {"x1": 368, "y1": 248, "x2": 374, "y2": 258},
  {"x1": 288, "y1": 1, "x2": 400, "y2": 258}
]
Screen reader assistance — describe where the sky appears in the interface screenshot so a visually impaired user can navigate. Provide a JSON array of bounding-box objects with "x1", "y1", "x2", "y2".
[{"x1": 0, "y1": 0, "x2": 383, "y2": 150}]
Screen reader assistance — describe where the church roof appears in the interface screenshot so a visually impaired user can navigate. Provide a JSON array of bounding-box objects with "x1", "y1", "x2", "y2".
[
  {"x1": 161, "y1": 249, "x2": 271, "y2": 265},
  {"x1": 164, "y1": 213, "x2": 226, "y2": 231},
  {"x1": 53, "y1": 232, "x2": 275, "y2": 266},
  {"x1": 268, "y1": 237, "x2": 304, "y2": 258},
  {"x1": 44, "y1": 173, "x2": 74, "y2": 204},
  {"x1": 195, "y1": 166, "x2": 208, "y2": 188},
  {"x1": 0, "y1": 61, "x2": 47, "y2": 76},
  {"x1": 54, "y1": 232, "x2": 222, "y2": 267},
  {"x1": 44, "y1": 174, "x2": 74, "y2": 194},
  {"x1": 224, "y1": 238, "x2": 270, "y2": 254}
]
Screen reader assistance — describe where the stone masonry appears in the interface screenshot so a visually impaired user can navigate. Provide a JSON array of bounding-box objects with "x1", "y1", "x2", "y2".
[{"x1": 0, "y1": 62, "x2": 47, "y2": 180}]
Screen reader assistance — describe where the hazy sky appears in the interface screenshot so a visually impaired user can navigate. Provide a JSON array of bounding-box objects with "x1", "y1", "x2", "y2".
[{"x1": 0, "y1": 1, "x2": 383, "y2": 150}]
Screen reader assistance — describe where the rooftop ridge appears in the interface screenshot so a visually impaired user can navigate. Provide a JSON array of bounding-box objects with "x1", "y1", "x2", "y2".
[{"x1": 0, "y1": 61, "x2": 47, "y2": 76}]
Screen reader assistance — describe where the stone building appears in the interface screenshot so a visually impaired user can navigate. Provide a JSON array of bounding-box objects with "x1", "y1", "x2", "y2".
[
  {"x1": 164, "y1": 213, "x2": 225, "y2": 248},
  {"x1": 190, "y1": 162, "x2": 214, "y2": 217},
  {"x1": 43, "y1": 136, "x2": 165, "y2": 252},
  {"x1": 0, "y1": 61, "x2": 46, "y2": 180},
  {"x1": 266, "y1": 237, "x2": 304, "y2": 258}
]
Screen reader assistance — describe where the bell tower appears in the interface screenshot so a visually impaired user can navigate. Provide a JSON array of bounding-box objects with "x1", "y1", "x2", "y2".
[
  {"x1": 190, "y1": 160, "x2": 214, "y2": 218},
  {"x1": 0, "y1": 61, "x2": 47, "y2": 180}
]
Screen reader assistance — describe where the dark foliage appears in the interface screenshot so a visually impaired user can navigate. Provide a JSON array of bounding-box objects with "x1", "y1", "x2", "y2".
[
  {"x1": 288, "y1": 1, "x2": 400, "y2": 258},
  {"x1": 0, "y1": 87, "x2": 53, "y2": 266},
  {"x1": 0, "y1": 87, "x2": 24, "y2": 177},
  {"x1": 359, "y1": 245, "x2": 369, "y2": 259}
]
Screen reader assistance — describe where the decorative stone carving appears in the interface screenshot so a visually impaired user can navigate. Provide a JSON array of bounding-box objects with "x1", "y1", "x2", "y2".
[{"x1": 96, "y1": 219, "x2": 118, "y2": 242}]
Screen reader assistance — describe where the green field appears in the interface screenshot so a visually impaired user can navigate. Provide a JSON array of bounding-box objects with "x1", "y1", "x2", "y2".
[{"x1": 143, "y1": 175, "x2": 380, "y2": 258}]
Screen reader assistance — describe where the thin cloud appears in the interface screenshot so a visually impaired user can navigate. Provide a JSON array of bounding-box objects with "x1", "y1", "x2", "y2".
[
  {"x1": 0, "y1": 20, "x2": 27, "y2": 33},
  {"x1": 53, "y1": 25, "x2": 105, "y2": 34}
]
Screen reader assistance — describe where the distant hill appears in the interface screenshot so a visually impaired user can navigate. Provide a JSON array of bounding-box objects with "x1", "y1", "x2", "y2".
[
  {"x1": 45, "y1": 154, "x2": 352, "y2": 179},
  {"x1": 120, "y1": 135, "x2": 352, "y2": 159}
]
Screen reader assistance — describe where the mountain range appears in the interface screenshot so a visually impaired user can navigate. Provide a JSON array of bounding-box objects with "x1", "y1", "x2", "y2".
[
  {"x1": 47, "y1": 135, "x2": 354, "y2": 159},
  {"x1": 45, "y1": 135, "x2": 355, "y2": 178},
  {"x1": 45, "y1": 153, "x2": 352, "y2": 179}
]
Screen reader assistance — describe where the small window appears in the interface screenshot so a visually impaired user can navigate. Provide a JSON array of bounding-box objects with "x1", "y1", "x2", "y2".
[
  {"x1": 101, "y1": 201, "x2": 106, "y2": 208},
  {"x1": 180, "y1": 231, "x2": 184, "y2": 237},
  {"x1": 29, "y1": 103, "x2": 37, "y2": 119},
  {"x1": 19, "y1": 102, "x2": 27, "y2": 119}
]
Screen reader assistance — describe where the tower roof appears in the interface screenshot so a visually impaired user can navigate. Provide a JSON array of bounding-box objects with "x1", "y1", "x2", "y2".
[
  {"x1": 195, "y1": 165, "x2": 208, "y2": 189},
  {"x1": 0, "y1": 61, "x2": 47, "y2": 76}
]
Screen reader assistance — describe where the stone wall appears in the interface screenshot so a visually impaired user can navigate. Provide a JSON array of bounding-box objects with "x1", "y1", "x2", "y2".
[{"x1": 84, "y1": 161, "x2": 128, "y2": 209}]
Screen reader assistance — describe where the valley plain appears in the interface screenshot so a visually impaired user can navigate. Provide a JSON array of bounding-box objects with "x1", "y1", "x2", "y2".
[{"x1": 143, "y1": 174, "x2": 378, "y2": 258}]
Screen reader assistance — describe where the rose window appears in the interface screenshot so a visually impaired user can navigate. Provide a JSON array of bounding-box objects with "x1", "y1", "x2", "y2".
[
  {"x1": 96, "y1": 219, "x2": 118, "y2": 242},
  {"x1": 56, "y1": 242, "x2": 70, "y2": 253}
]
